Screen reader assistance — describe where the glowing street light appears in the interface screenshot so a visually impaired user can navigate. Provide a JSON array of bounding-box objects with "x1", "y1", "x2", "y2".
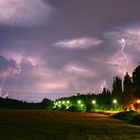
[
  {"x1": 92, "y1": 100, "x2": 96, "y2": 104},
  {"x1": 58, "y1": 101, "x2": 61, "y2": 104},
  {"x1": 77, "y1": 100, "x2": 81, "y2": 104},
  {"x1": 113, "y1": 99, "x2": 117, "y2": 110},
  {"x1": 113, "y1": 99, "x2": 117, "y2": 104},
  {"x1": 62, "y1": 101, "x2": 65, "y2": 104},
  {"x1": 67, "y1": 100, "x2": 70, "y2": 104}
]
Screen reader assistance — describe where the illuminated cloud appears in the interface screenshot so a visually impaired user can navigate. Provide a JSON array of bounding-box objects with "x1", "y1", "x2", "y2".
[
  {"x1": 54, "y1": 38, "x2": 102, "y2": 49},
  {"x1": 0, "y1": 55, "x2": 18, "y2": 73},
  {"x1": 104, "y1": 25, "x2": 140, "y2": 76},
  {"x1": 106, "y1": 53, "x2": 127, "y2": 76},
  {"x1": 92, "y1": 80, "x2": 107, "y2": 93},
  {"x1": 0, "y1": 55, "x2": 19, "y2": 95},
  {"x1": 105, "y1": 26, "x2": 140, "y2": 51},
  {"x1": 38, "y1": 82, "x2": 68, "y2": 91},
  {"x1": 0, "y1": 0, "x2": 52, "y2": 26},
  {"x1": 65, "y1": 64, "x2": 94, "y2": 77}
]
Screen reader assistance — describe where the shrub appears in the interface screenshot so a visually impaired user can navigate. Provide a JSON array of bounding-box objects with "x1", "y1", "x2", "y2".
[{"x1": 112, "y1": 110, "x2": 138, "y2": 121}]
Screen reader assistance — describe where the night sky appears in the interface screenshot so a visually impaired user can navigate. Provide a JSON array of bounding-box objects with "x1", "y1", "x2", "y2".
[{"x1": 0, "y1": 0, "x2": 140, "y2": 102}]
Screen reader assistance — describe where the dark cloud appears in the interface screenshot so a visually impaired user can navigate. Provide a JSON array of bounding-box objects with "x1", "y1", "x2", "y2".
[
  {"x1": 0, "y1": 55, "x2": 17, "y2": 72},
  {"x1": 0, "y1": 0, "x2": 53, "y2": 26}
]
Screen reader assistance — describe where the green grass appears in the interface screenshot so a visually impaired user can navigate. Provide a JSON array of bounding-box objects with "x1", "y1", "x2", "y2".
[
  {"x1": 112, "y1": 110, "x2": 139, "y2": 121},
  {"x1": 129, "y1": 114, "x2": 140, "y2": 125},
  {"x1": 0, "y1": 109, "x2": 140, "y2": 140},
  {"x1": 112, "y1": 111, "x2": 140, "y2": 126}
]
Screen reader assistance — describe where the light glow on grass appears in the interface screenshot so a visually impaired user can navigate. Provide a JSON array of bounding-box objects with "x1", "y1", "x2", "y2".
[
  {"x1": 66, "y1": 106, "x2": 69, "y2": 109},
  {"x1": 80, "y1": 104, "x2": 84, "y2": 107}
]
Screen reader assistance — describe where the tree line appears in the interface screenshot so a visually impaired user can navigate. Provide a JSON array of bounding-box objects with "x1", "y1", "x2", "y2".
[
  {"x1": 54, "y1": 64, "x2": 140, "y2": 112},
  {"x1": 0, "y1": 97, "x2": 53, "y2": 110},
  {"x1": 0, "y1": 64, "x2": 140, "y2": 112},
  {"x1": 112, "y1": 64, "x2": 140, "y2": 111}
]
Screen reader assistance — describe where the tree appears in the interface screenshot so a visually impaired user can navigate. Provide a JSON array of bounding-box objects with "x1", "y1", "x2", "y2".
[
  {"x1": 41, "y1": 98, "x2": 53, "y2": 109},
  {"x1": 112, "y1": 76, "x2": 122, "y2": 106},
  {"x1": 123, "y1": 72, "x2": 134, "y2": 110},
  {"x1": 101, "y1": 88, "x2": 112, "y2": 110},
  {"x1": 132, "y1": 65, "x2": 140, "y2": 98}
]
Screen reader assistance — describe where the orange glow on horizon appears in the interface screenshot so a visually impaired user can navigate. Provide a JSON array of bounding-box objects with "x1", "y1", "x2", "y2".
[{"x1": 136, "y1": 99, "x2": 140, "y2": 104}]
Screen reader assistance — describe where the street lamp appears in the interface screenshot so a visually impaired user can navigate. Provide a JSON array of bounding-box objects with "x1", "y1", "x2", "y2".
[
  {"x1": 92, "y1": 100, "x2": 96, "y2": 104},
  {"x1": 77, "y1": 100, "x2": 81, "y2": 104},
  {"x1": 62, "y1": 101, "x2": 65, "y2": 104},
  {"x1": 113, "y1": 99, "x2": 117, "y2": 104},
  {"x1": 113, "y1": 99, "x2": 117, "y2": 110},
  {"x1": 67, "y1": 100, "x2": 70, "y2": 104},
  {"x1": 57, "y1": 101, "x2": 61, "y2": 108}
]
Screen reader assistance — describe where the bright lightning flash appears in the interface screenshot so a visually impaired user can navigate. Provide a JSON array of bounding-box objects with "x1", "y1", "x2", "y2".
[{"x1": 120, "y1": 39, "x2": 128, "y2": 75}]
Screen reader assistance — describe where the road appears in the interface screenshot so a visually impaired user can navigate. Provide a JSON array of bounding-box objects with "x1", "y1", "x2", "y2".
[{"x1": 0, "y1": 110, "x2": 140, "y2": 140}]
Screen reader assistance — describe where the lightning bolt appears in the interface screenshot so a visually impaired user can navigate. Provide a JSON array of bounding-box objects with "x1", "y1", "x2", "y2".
[
  {"x1": 92, "y1": 80, "x2": 106, "y2": 93},
  {"x1": 100, "y1": 80, "x2": 106, "y2": 91},
  {"x1": 0, "y1": 70, "x2": 13, "y2": 98},
  {"x1": 120, "y1": 39, "x2": 128, "y2": 75},
  {"x1": 2, "y1": 89, "x2": 8, "y2": 99},
  {"x1": 0, "y1": 77, "x2": 9, "y2": 98},
  {"x1": 0, "y1": 76, "x2": 7, "y2": 98}
]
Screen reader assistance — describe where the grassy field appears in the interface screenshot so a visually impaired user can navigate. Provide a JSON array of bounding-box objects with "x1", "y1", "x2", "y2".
[{"x1": 0, "y1": 110, "x2": 140, "y2": 140}]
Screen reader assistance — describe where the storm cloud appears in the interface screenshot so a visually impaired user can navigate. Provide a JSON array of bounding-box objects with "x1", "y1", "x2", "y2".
[
  {"x1": 0, "y1": 0, "x2": 53, "y2": 26},
  {"x1": 0, "y1": 0, "x2": 140, "y2": 101}
]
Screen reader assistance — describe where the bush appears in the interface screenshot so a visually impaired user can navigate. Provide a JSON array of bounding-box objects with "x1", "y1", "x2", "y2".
[
  {"x1": 112, "y1": 110, "x2": 138, "y2": 121},
  {"x1": 85, "y1": 104, "x2": 94, "y2": 112},
  {"x1": 68, "y1": 105, "x2": 79, "y2": 112},
  {"x1": 68, "y1": 105, "x2": 85, "y2": 112}
]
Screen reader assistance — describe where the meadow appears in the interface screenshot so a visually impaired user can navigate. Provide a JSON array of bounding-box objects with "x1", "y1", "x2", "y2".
[{"x1": 0, "y1": 109, "x2": 140, "y2": 140}]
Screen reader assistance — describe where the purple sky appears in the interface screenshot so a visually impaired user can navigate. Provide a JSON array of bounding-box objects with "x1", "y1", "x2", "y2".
[{"x1": 0, "y1": 0, "x2": 140, "y2": 102}]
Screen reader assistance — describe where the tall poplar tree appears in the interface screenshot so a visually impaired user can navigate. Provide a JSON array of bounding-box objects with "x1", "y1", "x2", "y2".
[
  {"x1": 132, "y1": 64, "x2": 140, "y2": 98},
  {"x1": 123, "y1": 72, "x2": 133, "y2": 110},
  {"x1": 112, "y1": 76, "x2": 122, "y2": 105}
]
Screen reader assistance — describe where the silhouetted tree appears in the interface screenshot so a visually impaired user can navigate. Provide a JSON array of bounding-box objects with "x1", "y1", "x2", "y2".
[
  {"x1": 101, "y1": 88, "x2": 112, "y2": 110},
  {"x1": 112, "y1": 76, "x2": 122, "y2": 106},
  {"x1": 123, "y1": 72, "x2": 134, "y2": 110},
  {"x1": 41, "y1": 98, "x2": 53, "y2": 109},
  {"x1": 132, "y1": 65, "x2": 140, "y2": 98}
]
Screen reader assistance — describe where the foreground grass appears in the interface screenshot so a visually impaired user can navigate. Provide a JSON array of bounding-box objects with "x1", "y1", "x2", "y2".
[
  {"x1": 112, "y1": 111, "x2": 140, "y2": 125},
  {"x1": 0, "y1": 109, "x2": 140, "y2": 140}
]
